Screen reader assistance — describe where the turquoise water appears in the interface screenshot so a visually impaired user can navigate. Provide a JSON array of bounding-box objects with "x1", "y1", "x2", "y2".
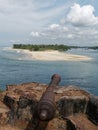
[{"x1": 0, "y1": 47, "x2": 98, "y2": 96}]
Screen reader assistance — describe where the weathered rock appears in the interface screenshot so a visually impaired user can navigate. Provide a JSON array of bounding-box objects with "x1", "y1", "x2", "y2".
[
  {"x1": 16, "y1": 93, "x2": 37, "y2": 122},
  {"x1": 46, "y1": 118, "x2": 67, "y2": 130},
  {"x1": 4, "y1": 95, "x2": 15, "y2": 109},
  {"x1": 0, "y1": 101, "x2": 10, "y2": 125},
  {"x1": 57, "y1": 96, "x2": 88, "y2": 117},
  {"x1": 86, "y1": 95, "x2": 98, "y2": 125},
  {"x1": 66, "y1": 114, "x2": 98, "y2": 130},
  {"x1": 0, "y1": 82, "x2": 98, "y2": 130}
]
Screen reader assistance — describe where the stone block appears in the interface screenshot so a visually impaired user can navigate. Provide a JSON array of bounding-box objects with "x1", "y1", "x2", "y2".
[
  {"x1": 86, "y1": 95, "x2": 98, "y2": 125},
  {"x1": 57, "y1": 96, "x2": 88, "y2": 117}
]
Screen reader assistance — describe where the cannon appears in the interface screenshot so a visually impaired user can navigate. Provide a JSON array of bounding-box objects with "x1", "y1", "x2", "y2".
[
  {"x1": 37, "y1": 74, "x2": 61, "y2": 121},
  {"x1": 35, "y1": 74, "x2": 61, "y2": 130}
]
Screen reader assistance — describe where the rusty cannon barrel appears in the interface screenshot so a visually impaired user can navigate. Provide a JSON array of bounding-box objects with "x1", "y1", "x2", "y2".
[{"x1": 37, "y1": 74, "x2": 61, "y2": 121}]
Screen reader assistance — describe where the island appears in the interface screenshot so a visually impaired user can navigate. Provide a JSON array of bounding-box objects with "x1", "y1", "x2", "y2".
[{"x1": 12, "y1": 44, "x2": 92, "y2": 61}]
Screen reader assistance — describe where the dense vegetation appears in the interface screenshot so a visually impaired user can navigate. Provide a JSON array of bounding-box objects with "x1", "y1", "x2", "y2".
[
  {"x1": 88, "y1": 46, "x2": 98, "y2": 50},
  {"x1": 13, "y1": 44, "x2": 73, "y2": 51},
  {"x1": 13, "y1": 44, "x2": 98, "y2": 51}
]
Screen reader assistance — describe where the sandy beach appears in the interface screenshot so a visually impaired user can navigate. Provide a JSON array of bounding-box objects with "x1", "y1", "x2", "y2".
[{"x1": 11, "y1": 48, "x2": 92, "y2": 61}]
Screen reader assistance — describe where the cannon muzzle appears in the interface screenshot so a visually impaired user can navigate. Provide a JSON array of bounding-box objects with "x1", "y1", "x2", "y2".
[{"x1": 37, "y1": 74, "x2": 61, "y2": 121}]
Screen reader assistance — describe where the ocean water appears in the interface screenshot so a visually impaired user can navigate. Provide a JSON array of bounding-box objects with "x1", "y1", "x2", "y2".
[{"x1": 0, "y1": 46, "x2": 98, "y2": 96}]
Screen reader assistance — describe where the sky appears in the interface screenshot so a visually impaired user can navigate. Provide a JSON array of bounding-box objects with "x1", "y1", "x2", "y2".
[{"x1": 0, "y1": 0, "x2": 98, "y2": 46}]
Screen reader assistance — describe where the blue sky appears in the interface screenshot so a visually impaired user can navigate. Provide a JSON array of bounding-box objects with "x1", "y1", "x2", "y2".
[{"x1": 0, "y1": 0, "x2": 98, "y2": 46}]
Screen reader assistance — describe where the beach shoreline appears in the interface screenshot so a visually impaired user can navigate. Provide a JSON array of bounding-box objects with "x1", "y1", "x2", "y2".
[{"x1": 9, "y1": 48, "x2": 92, "y2": 61}]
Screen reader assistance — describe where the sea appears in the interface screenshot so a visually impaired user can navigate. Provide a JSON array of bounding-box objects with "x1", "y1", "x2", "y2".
[{"x1": 0, "y1": 45, "x2": 98, "y2": 96}]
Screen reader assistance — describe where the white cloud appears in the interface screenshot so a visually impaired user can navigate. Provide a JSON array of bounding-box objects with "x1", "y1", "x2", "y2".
[
  {"x1": 67, "y1": 3, "x2": 98, "y2": 26},
  {"x1": 49, "y1": 24, "x2": 60, "y2": 30},
  {"x1": 67, "y1": 34, "x2": 73, "y2": 39},
  {"x1": 0, "y1": 1, "x2": 98, "y2": 46},
  {"x1": 63, "y1": 26, "x2": 69, "y2": 32},
  {"x1": 30, "y1": 31, "x2": 40, "y2": 37},
  {"x1": 49, "y1": 24, "x2": 69, "y2": 32}
]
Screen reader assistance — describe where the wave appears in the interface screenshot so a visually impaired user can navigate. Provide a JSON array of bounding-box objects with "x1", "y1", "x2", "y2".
[{"x1": 0, "y1": 47, "x2": 35, "y2": 61}]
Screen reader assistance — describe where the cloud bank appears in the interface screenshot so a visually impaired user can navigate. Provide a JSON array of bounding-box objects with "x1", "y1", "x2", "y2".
[
  {"x1": 29, "y1": 3, "x2": 98, "y2": 46},
  {"x1": 0, "y1": 0, "x2": 98, "y2": 46}
]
